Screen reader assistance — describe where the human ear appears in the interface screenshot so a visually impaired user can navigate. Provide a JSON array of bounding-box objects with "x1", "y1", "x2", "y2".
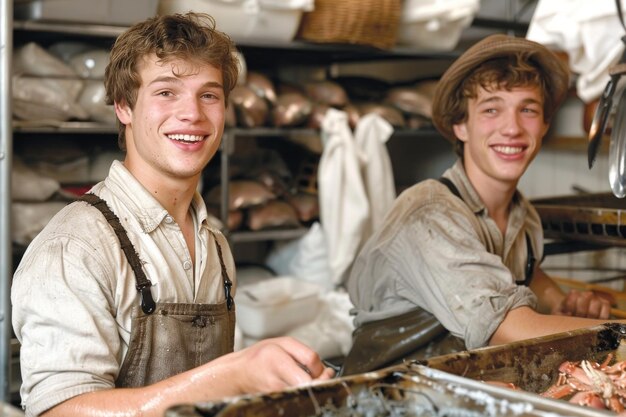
[
  {"x1": 453, "y1": 123, "x2": 468, "y2": 143},
  {"x1": 114, "y1": 101, "x2": 132, "y2": 125}
]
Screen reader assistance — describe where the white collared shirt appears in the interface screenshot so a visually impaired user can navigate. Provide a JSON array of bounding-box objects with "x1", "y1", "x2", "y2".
[{"x1": 12, "y1": 160, "x2": 236, "y2": 417}]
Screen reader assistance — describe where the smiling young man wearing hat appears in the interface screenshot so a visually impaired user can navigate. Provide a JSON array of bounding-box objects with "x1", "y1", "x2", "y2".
[{"x1": 342, "y1": 34, "x2": 619, "y2": 376}]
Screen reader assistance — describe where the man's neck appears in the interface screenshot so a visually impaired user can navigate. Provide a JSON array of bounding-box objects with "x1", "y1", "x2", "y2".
[
  {"x1": 465, "y1": 164, "x2": 517, "y2": 236},
  {"x1": 123, "y1": 161, "x2": 199, "y2": 224},
  {"x1": 142, "y1": 174, "x2": 199, "y2": 267},
  {"x1": 151, "y1": 179, "x2": 197, "y2": 225}
]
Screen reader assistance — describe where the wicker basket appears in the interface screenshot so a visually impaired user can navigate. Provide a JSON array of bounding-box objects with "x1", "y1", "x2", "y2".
[{"x1": 296, "y1": 0, "x2": 402, "y2": 49}]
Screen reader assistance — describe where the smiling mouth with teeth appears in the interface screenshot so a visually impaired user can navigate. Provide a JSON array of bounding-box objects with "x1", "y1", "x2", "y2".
[
  {"x1": 168, "y1": 134, "x2": 206, "y2": 143},
  {"x1": 493, "y1": 145, "x2": 523, "y2": 155}
]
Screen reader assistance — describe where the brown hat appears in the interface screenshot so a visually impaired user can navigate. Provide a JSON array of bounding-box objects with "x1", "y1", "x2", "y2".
[{"x1": 431, "y1": 34, "x2": 570, "y2": 142}]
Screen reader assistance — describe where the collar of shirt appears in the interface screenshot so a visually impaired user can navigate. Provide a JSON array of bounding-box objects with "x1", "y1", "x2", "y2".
[
  {"x1": 445, "y1": 159, "x2": 528, "y2": 221},
  {"x1": 444, "y1": 159, "x2": 530, "y2": 255},
  {"x1": 104, "y1": 160, "x2": 210, "y2": 234}
]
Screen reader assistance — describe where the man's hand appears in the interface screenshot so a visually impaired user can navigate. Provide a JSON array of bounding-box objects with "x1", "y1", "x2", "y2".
[
  {"x1": 40, "y1": 336, "x2": 335, "y2": 417},
  {"x1": 227, "y1": 337, "x2": 336, "y2": 395},
  {"x1": 552, "y1": 289, "x2": 613, "y2": 319}
]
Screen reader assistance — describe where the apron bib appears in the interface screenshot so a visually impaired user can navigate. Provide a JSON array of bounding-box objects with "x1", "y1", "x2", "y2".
[
  {"x1": 79, "y1": 193, "x2": 235, "y2": 388},
  {"x1": 117, "y1": 301, "x2": 235, "y2": 387}
]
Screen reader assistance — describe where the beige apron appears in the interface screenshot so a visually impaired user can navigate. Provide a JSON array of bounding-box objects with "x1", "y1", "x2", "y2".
[{"x1": 80, "y1": 194, "x2": 235, "y2": 388}]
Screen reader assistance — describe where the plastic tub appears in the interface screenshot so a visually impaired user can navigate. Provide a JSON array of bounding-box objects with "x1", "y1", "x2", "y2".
[
  {"x1": 157, "y1": 0, "x2": 314, "y2": 43},
  {"x1": 397, "y1": 0, "x2": 479, "y2": 50},
  {"x1": 236, "y1": 276, "x2": 321, "y2": 339}
]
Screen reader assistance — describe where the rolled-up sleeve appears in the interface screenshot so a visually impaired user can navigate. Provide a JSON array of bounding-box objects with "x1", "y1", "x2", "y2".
[
  {"x1": 12, "y1": 218, "x2": 122, "y2": 416},
  {"x1": 384, "y1": 200, "x2": 537, "y2": 349},
  {"x1": 12, "y1": 162, "x2": 230, "y2": 417}
]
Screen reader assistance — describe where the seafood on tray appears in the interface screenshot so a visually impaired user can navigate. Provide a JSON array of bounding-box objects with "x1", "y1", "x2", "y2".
[{"x1": 518, "y1": 352, "x2": 626, "y2": 414}]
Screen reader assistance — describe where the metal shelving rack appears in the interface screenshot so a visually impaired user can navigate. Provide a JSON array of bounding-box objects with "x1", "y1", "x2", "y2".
[
  {"x1": 1, "y1": 16, "x2": 474, "y2": 405},
  {"x1": 0, "y1": 19, "x2": 462, "y2": 400},
  {"x1": 0, "y1": 0, "x2": 13, "y2": 404},
  {"x1": 218, "y1": 127, "x2": 446, "y2": 244}
]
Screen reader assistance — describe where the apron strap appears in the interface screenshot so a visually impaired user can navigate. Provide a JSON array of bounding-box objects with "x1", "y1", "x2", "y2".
[
  {"x1": 438, "y1": 176, "x2": 462, "y2": 200},
  {"x1": 79, "y1": 193, "x2": 156, "y2": 314},
  {"x1": 438, "y1": 177, "x2": 535, "y2": 286},
  {"x1": 209, "y1": 231, "x2": 234, "y2": 311}
]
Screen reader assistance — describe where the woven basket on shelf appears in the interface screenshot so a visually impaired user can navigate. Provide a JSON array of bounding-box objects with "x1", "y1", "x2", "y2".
[{"x1": 296, "y1": 0, "x2": 402, "y2": 50}]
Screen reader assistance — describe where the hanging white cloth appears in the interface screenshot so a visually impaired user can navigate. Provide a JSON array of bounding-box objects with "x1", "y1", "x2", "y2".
[
  {"x1": 526, "y1": 0, "x2": 626, "y2": 103},
  {"x1": 266, "y1": 222, "x2": 334, "y2": 290},
  {"x1": 266, "y1": 110, "x2": 396, "y2": 288},
  {"x1": 318, "y1": 108, "x2": 370, "y2": 286},
  {"x1": 262, "y1": 110, "x2": 395, "y2": 357},
  {"x1": 353, "y1": 113, "x2": 396, "y2": 243}
]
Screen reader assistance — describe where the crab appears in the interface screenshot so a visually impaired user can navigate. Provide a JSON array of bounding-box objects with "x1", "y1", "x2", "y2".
[{"x1": 541, "y1": 355, "x2": 626, "y2": 413}]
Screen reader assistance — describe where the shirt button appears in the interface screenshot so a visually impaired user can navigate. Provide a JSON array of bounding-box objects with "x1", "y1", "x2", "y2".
[
  {"x1": 164, "y1": 216, "x2": 173, "y2": 224},
  {"x1": 183, "y1": 261, "x2": 192, "y2": 270}
]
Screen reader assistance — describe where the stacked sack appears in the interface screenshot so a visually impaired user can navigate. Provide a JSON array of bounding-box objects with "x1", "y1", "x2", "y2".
[
  {"x1": 210, "y1": 63, "x2": 440, "y2": 233},
  {"x1": 203, "y1": 145, "x2": 320, "y2": 232},
  {"x1": 227, "y1": 69, "x2": 438, "y2": 131},
  {"x1": 12, "y1": 41, "x2": 115, "y2": 126}
]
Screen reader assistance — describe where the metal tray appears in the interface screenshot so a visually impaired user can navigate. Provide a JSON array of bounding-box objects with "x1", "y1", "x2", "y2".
[
  {"x1": 421, "y1": 323, "x2": 626, "y2": 393},
  {"x1": 531, "y1": 192, "x2": 626, "y2": 246},
  {"x1": 165, "y1": 325, "x2": 625, "y2": 417},
  {"x1": 165, "y1": 365, "x2": 612, "y2": 417}
]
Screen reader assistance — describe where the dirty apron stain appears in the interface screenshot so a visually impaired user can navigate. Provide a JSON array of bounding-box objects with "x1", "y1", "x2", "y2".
[{"x1": 80, "y1": 193, "x2": 235, "y2": 388}]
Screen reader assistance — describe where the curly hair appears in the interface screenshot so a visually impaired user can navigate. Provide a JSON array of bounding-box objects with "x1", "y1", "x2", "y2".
[
  {"x1": 104, "y1": 12, "x2": 240, "y2": 149},
  {"x1": 448, "y1": 52, "x2": 553, "y2": 157}
]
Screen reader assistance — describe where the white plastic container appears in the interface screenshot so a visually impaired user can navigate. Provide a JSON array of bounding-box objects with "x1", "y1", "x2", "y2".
[
  {"x1": 397, "y1": 0, "x2": 480, "y2": 50},
  {"x1": 157, "y1": 0, "x2": 314, "y2": 43},
  {"x1": 236, "y1": 276, "x2": 321, "y2": 339}
]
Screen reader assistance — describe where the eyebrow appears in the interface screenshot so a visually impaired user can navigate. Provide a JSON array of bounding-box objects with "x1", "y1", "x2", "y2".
[
  {"x1": 476, "y1": 96, "x2": 503, "y2": 106},
  {"x1": 476, "y1": 95, "x2": 542, "y2": 106},
  {"x1": 148, "y1": 76, "x2": 224, "y2": 90}
]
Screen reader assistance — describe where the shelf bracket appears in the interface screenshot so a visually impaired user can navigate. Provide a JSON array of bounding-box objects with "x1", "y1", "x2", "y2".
[
  {"x1": 0, "y1": 0, "x2": 14, "y2": 404},
  {"x1": 219, "y1": 131, "x2": 231, "y2": 241}
]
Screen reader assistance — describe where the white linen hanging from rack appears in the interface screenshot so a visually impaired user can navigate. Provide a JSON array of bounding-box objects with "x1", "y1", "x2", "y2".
[
  {"x1": 526, "y1": 0, "x2": 626, "y2": 103},
  {"x1": 318, "y1": 108, "x2": 396, "y2": 286},
  {"x1": 353, "y1": 113, "x2": 396, "y2": 241}
]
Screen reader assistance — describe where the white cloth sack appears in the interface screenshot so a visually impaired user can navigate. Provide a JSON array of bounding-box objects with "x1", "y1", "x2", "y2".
[
  {"x1": 264, "y1": 110, "x2": 395, "y2": 359},
  {"x1": 318, "y1": 108, "x2": 370, "y2": 286},
  {"x1": 12, "y1": 157, "x2": 60, "y2": 202},
  {"x1": 268, "y1": 110, "x2": 396, "y2": 287},
  {"x1": 353, "y1": 113, "x2": 395, "y2": 240},
  {"x1": 286, "y1": 289, "x2": 355, "y2": 359},
  {"x1": 12, "y1": 42, "x2": 87, "y2": 122},
  {"x1": 266, "y1": 222, "x2": 333, "y2": 290},
  {"x1": 526, "y1": 0, "x2": 626, "y2": 102},
  {"x1": 318, "y1": 109, "x2": 396, "y2": 286}
]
